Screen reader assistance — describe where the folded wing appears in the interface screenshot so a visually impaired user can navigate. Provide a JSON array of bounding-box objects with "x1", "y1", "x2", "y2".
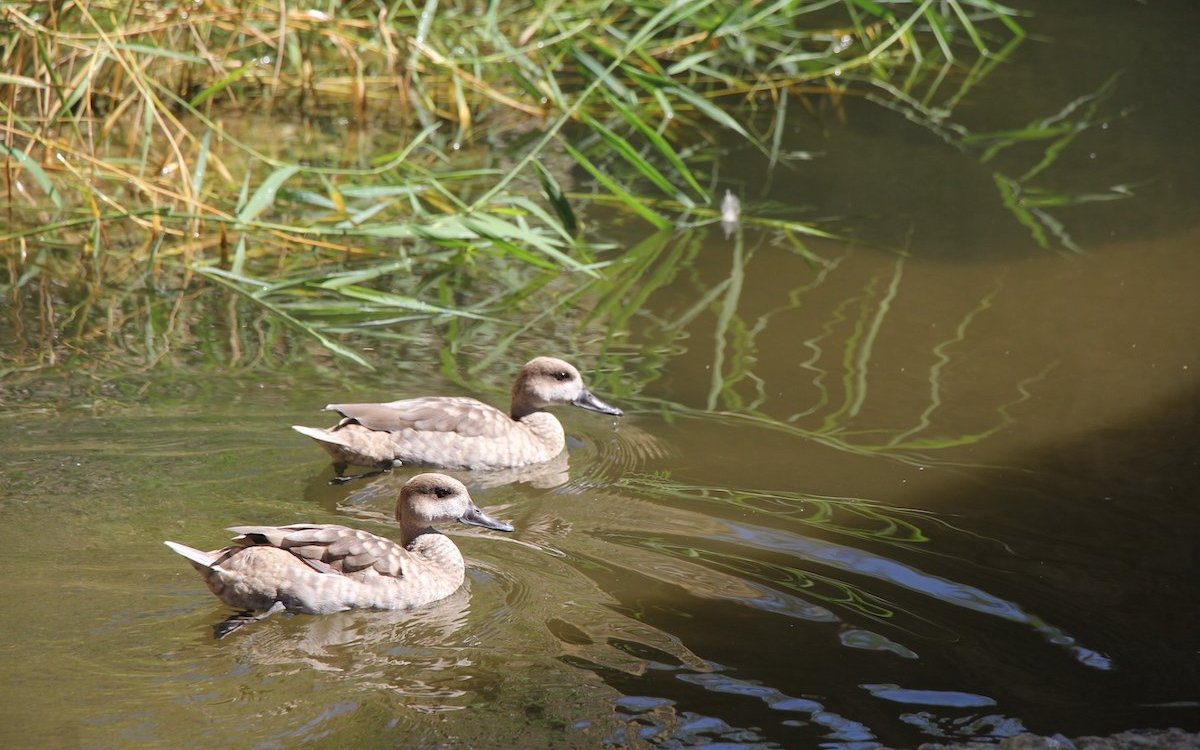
[
  {"x1": 327, "y1": 397, "x2": 514, "y2": 438},
  {"x1": 227, "y1": 523, "x2": 408, "y2": 577}
]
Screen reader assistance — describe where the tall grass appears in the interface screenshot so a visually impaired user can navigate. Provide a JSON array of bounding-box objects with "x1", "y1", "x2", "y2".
[{"x1": 2, "y1": 0, "x2": 1024, "y2": 365}]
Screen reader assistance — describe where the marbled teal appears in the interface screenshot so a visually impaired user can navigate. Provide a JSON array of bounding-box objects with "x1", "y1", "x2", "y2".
[
  {"x1": 164, "y1": 473, "x2": 514, "y2": 633},
  {"x1": 292, "y1": 356, "x2": 622, "y2": 479}
]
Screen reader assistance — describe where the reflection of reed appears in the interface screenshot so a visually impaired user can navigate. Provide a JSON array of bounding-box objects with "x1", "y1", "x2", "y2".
[
  {"x1": 870, "y1": 74, "x2": 1134, "y2": 253},
  {"x1": 620, "y1": 472, "x2": 935, "y2": 546},
  {"x1": 611, "y1": 237, "x2": 1057, "y2": 465}
]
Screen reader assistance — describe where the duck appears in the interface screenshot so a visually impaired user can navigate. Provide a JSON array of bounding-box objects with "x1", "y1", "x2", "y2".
[
  {"x1": 164, "y1": 473, "x2": 514, "y2": 637},
  {"x1": 292, "y1": 356, "x2": 623, "y2": 481}
]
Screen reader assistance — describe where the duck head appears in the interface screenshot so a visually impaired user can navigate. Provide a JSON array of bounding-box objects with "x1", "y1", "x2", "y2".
[{"x1": 510, "y1": 357, "x2": 624, "y2": 420}]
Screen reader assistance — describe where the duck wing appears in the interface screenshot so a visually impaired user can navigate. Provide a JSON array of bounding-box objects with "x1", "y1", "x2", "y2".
[
  {"x1": 227, "y1": 524, "x2": 408, "y2": 577},
  {"x1": 326, "y1": 397, "x2": 513, "y2": 438}
]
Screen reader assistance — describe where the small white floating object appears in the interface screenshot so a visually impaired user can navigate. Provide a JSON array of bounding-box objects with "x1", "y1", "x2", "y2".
[
  {"x1": 720, "y1": 190, "x2": 741, "y2": 238},
  {"x1": 720, "y1": 190, "x2": 741, "y2": 223}
]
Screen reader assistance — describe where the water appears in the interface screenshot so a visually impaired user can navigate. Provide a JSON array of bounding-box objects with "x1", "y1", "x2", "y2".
[{"x1": 3, "y1": 2, "x2": 1200, "y2": 748}]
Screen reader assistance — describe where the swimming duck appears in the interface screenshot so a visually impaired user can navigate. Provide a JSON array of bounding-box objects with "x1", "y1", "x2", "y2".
[
  {"x1": 292, "y1": 356, "x2": 623, "y2": 480},
  {"x1": 164, "y1": 473, "x2": 514, "y2": 636}
]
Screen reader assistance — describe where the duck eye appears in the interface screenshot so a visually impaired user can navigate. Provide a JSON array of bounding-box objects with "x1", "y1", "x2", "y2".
[
  {"x1": 434, "y1": 487, "x2": 452, "y2": 498},
  {"x1": 554, "y1": 371, "x2": 570, "y2": 381}
]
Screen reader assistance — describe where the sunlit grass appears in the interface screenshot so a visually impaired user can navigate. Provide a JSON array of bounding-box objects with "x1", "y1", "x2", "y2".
[{"x1": 0, "y1": 0, "x2": 1028, "y2": 369}]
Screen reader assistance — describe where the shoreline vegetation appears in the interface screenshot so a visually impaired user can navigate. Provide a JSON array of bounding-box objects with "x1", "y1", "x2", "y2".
[{"x1": 2, "y1": 0, "x2": 1027, "y2": 368}]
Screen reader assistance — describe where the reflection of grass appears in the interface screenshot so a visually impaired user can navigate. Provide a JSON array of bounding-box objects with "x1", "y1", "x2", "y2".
[
  {"x1": 821, "y1": 256, "x2": 906, "y2": 429},
  {"x1": 871, "y1": 73, "x2": 1135, "y2": 252},
  {"x1": 4, "y1": 217, "x2": 1050, "y2": 469},
  {"x1": 592, "y1": 479, "x2": 1113, "y2": 669},
  {"x1": 620, "y1": 473, "x2": 935, "y2": 546},
  {"x1": 616, "y1": 533, "x2": 937, "y2": 629},
  {"x1": 638, "y1": 245, "x2": 1055, "y2": 462},
  {"x1": 888, "y1": 281, "x2": 998, "y2": 448},
  {"x1": 975, "y1": 75, "x2": 1136, "y2": 252}
]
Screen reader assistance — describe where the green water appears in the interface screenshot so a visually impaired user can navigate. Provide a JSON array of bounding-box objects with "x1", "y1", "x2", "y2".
[{"x1": 3, "y1": 1, "x2": 1199, "y2": 748}]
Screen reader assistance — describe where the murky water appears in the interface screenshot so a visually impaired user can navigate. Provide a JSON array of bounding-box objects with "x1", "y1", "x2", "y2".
[{"x1": 3, "y1": 2, "x2": 1199, "y2": 748}]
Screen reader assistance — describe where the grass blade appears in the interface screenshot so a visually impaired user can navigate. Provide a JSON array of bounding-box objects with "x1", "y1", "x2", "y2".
[
  {"x1": 580, "y1": 112, "x2": 693, "y2": 206},
  {"x1": 601, "y1": 89, "x2": 707, "y2": 200},
  {"x1": 333, "y1": 285, "x2": 498, "y2": 321},
  {"x1": 1, "y1": 144, "x2": 63, "y2": 210},
  {"x1": 533, "y1": 159, "x2": 578, "y2": 236},
  {"x1": 195, "y1": 266, "x2": 375, "y2": 369},
  {"x1": 189, "y1": 63, "x2": 255, "y2": 108},
  {"x1": 237, "y1": 165, "x2": 301, "y2": 224},
  {"x1": 561, "y1": 142, "x2": 673, "y2": 230}
]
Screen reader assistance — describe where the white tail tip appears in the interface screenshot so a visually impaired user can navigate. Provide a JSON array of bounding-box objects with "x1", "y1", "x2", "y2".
[{"x1": 164, "y1": 540, "x2": 215, "y2": 569}]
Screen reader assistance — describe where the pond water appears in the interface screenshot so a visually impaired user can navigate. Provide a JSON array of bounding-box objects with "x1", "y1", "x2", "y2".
[{"x1": 2, "y1": 2, "x2": 1199, "y2": 749}]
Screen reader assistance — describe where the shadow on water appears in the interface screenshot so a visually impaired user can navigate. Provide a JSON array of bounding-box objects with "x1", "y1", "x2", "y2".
[{"x1": 537, "y1": 383, "x2": 1200, "y2": 748}]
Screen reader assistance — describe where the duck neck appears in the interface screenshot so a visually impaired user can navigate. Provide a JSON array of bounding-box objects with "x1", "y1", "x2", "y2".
[
  {"x1": 510, "y1": 403, "x2": 543, "y2": 420},
  {"x1": 400, "y1": 522, "x2": 439, "y2": 547}
]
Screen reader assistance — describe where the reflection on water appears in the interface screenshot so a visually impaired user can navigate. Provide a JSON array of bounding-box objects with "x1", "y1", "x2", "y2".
[{"x1": 3, "y1": 222, "x2": 1199, "y2": 746}]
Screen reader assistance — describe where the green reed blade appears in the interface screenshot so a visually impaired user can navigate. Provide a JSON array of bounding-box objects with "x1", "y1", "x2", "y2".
[
  {"x1": 237, "y1": 165, "x2": 301, "y2": 225},
  {"x1": 561, "y1": 142, "x2": 673, "y2": 230},
  {"x1": 532, "y1": 159, "x2": 578, "y2": 237},
  {"x1": 189, "y1": 63, "x2": 255, "y2": 108},
  {"x1": 195, "y1": 266, "x2": 375, "y2": 369},
  {"x1": 332, "y1": 285, "x2": 498, "y2": 322},
  {"x1": 192, "y1": 130, "x2": 211, "y2": 197},
  {"x1": 0, "y1": 144, "x2": 63, "y2": 211},
  {"x1": 580, "y1": 112, "x2": 692, "y2": 206},
  {"x1": 601, "y1": 89, "x2": 707, "y2": 200}
]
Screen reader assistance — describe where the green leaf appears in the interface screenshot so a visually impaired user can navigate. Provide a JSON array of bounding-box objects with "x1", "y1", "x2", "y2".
[
  {"x1": 0, "y1": 144, "x2": 62, "y2": 210},
  {"x1": 231, "y1": 234, "x2": 248, "y2": 276},
  {"x1": 192, "y1": 130, "x2": 211, "y2": 197},
  {"x1": 664, "y1": 85, "x2": 754, "y2": 142},
  {"x1": 189, "y1": 62, "x2": 255, "y2": 107},
  {"x1": 334, "y1": 285, "x2": 497, "y2": 321},
  {"x1": 237, "y1": 165, "x2": 301, "y2": 224},
  {"x1": 571, "y1": 45, "x2": 636, "y2": 104},
  {"x1": 600, "y1": 89, "x2": 707, "y2": 200},
  {"x1": 111, "y1": 43, "x2": 209, "y2": 64},
  {"x1": 314, "y1": 262, "x2": 413, "y2": 289},
  {"x1": 561, "y1": 142, "x2": 672, "y2": 230},
  {"x1": 580, "y1": 112, "x2": 692, "y2": 206},
  {"x1": 194, "y1": 266, "x2": 375, "y2": 369},
  {"x1": 0, "y1": 74, "x2": 47, "y2": 89},
  {"x1": 533, "y1": 159, "x2": 577, "y2": 237}
]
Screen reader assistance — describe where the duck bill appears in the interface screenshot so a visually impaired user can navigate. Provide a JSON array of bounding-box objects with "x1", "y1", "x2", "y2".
[
  {"x1": 571, "y1": 389, "x2": 624, "y2": 417},
  {"x1": 461, "y1": 505, "x2": 515, "y2": 533}
]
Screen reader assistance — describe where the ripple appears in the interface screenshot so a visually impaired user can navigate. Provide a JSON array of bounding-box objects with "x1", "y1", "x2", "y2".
[{"x1": 564, "y1": 418, "x2": 675, "y2": 490}]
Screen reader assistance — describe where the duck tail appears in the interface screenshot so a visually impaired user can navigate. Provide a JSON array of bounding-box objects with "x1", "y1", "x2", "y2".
[
  {"x1": 291, "y1": 424, "x2": 342, "y2": 445},
  {"x1": 164, "y1": 540, "x2": 218, "y2": 570}
]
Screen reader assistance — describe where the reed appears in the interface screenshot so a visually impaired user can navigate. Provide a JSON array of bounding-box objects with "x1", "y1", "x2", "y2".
[{"x1": 2, "y1": 0, "x2": 1024, "y2": 364}]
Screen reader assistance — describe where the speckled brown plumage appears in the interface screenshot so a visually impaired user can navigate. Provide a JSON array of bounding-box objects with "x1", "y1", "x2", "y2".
[
  {"x1": 165, "y1": 474, "x2": 514, "y2": 615},
  {"x1": 292, "y1": 357, "x2": 623, "y2": 474}
]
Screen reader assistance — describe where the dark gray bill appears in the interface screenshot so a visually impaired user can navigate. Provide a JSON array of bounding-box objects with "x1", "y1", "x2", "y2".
[
  {"x1": 571, "y1": 389, "x2": 623, "y2": 417},
  {"x1": 461, "y1": 504, "x2": 515, "y2": 533}
]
